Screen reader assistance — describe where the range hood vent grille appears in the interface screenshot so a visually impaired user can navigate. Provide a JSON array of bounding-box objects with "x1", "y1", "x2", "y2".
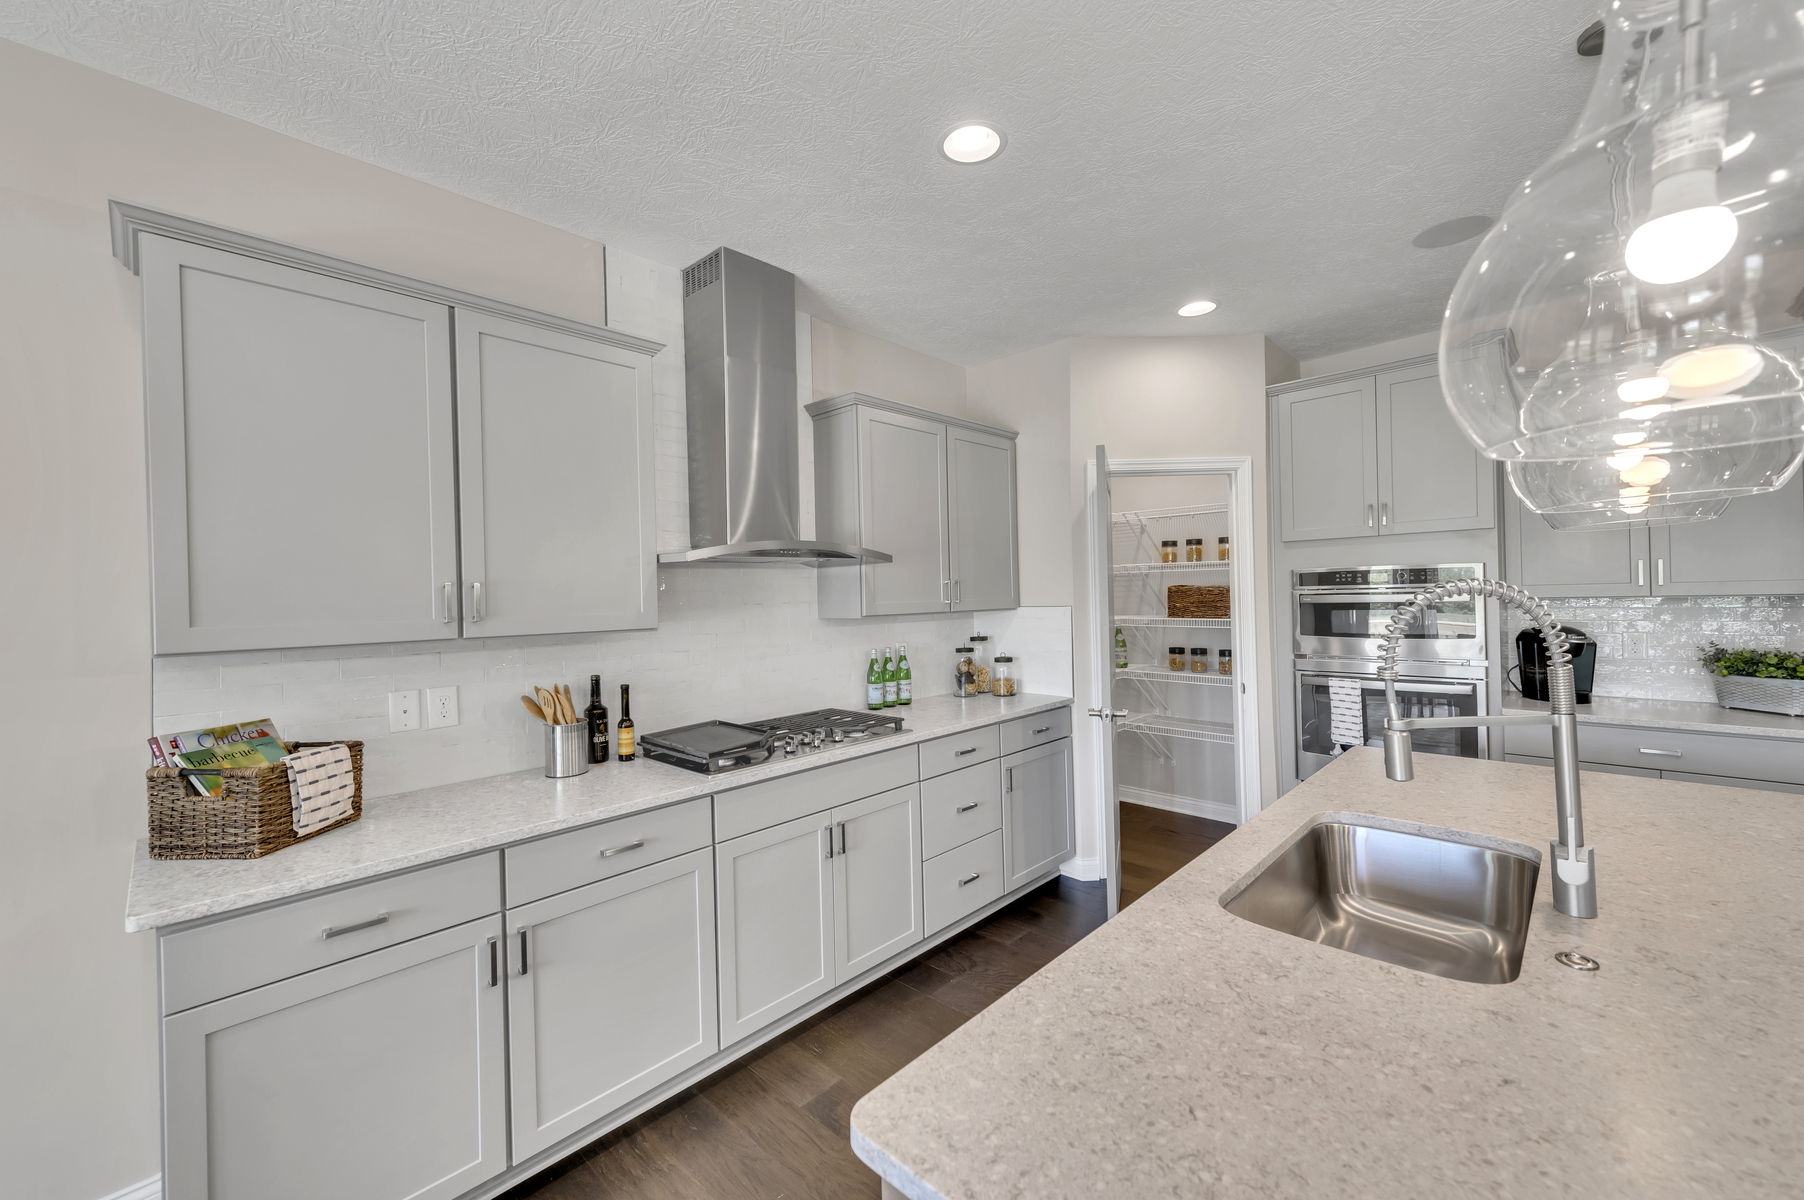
[{"x1": 682, "y1": 251, "x2": 722, "y2": 298}]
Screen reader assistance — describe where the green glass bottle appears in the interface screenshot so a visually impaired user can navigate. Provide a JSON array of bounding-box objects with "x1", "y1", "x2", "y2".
[
  {"x1": 882, "y1": 646, "x2": 899, "y2": 707},
  {"x1": 896, "y1": 643, "x2": 912, "y2": 705},
  {"x1": 1114, "y1": 627, "x2": 1129, "y2": 669},
  {"x1": 866, "y1": 648, "x2": 884, "y2": 710}
]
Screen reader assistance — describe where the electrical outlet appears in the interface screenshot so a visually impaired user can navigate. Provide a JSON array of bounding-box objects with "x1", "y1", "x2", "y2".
[
  {"x1": 1622, "y1": 632, "x2": 1649, "y2": 659},
  {"x1": 388, "y1": 689, "x2": 422, "y2": 732},
  {"x1": 426, "y1": 685, "x2": 460, "y2": 729}
]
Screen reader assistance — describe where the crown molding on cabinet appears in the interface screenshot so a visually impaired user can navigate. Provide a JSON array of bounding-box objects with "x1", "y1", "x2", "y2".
[
  {"x1": 108, "y1": 200, "x2": 664, "y2": 357},
  {"x1": 804, "y1": 391, "x2": 1018, "y2": 440},
  {"x1": 1265, "y1": 352, "x2": 1438, "y2": 397}
]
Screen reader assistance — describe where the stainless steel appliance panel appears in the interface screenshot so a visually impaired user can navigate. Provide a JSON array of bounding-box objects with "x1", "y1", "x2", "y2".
[
  {"x1": 1292, "y1": 563, "x2": 1486, "y2": 662},
  {"x1": 1295, "y1": 670, "x2": 1485, "y2": 781}
]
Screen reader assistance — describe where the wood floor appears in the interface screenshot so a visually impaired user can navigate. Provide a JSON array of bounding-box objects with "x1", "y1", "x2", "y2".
[
  {"x1": 502, "y1": 877, "x2": 1108, "y2": 1200},
  {"x1": 1116, "y1": 801, "x2": 1235, "y2": 910}
]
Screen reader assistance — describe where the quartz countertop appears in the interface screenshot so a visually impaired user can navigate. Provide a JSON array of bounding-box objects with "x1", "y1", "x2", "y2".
[
  {"x1": 850, "y1": 748, "x2": 1804, "y2": 1199},
  {"x1": 125, "y1": 693, "x2": 1071, "y2": 932},
  {"x1": 1503, "y1": 691, "x2": 1804, "y2": 739}
]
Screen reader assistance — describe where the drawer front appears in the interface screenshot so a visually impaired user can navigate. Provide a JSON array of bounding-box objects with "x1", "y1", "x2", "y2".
[
  {"x1": 999, "y1": 708, "x2": 1071, "y2": 756},
  {"x1": 160, "y1": 852, "x2": 501, "y2": 1014},
  {"x1": 505, "y1": 797, "x2": 713, "y2": 907},
  {"x1": 1510, "y1": 722, "x2": 1804, "y2": 785},
  {"x1": 920, "y1": 759, "x2": 1002, "y2": 859},
  {"x1": 922, "y1": 829, "x2": 1005, "y2": 936},
  {"x1": 919, "y1": 725, "x2": 1001, "y2": 780},
  {"x1": 715, "y1": 746, "x2": 916, "y2": 841}
]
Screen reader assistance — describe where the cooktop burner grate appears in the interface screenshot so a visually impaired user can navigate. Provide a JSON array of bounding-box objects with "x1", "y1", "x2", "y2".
[
  {"x1": 639, "y1": 707, "x2": 906, "y2": 774},
  {"x1": 744, "y1": 708, "x2": 905, "y2": 738}
]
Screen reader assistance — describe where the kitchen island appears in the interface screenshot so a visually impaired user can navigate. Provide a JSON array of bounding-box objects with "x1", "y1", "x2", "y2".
[{"x1": 851, "y1": 748, "x2": 1804, "y2": 1199}]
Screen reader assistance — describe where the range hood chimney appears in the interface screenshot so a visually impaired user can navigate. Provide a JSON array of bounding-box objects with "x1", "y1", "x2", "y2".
[{"x1": 658, "y1": 247, "x2": 891, "y2": 566}]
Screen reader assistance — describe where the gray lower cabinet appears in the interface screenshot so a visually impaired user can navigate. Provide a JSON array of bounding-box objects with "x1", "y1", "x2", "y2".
[
  {"x1": 162, "y1": 915, "x2": 508, "y2": 1200},
  {"x1": 715, "y1": 812, "x2": 837, "y2": 1047},
  {"x1": 1001, "y1": 739, "x2": 1076, "y2": 892},
  {"x1": 831, "y1": 784, "x2": 925, "y2": 978},
  {"x1": 1505, "y1": 721, "x2": 1804, "y2": 792},
  {"x1": 505, "y1": 848, "x2": 718, "y2": 1159}
]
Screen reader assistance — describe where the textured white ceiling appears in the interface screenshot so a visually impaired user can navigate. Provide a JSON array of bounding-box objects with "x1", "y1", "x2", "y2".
[{"x1": 2, "y1": 0, "x2": 1600, "y2": 364}]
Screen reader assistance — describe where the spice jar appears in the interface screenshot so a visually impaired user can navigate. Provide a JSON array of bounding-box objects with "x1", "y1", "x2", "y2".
[
  {"x1": 1219, "y1": 648, "x2": 1233, "y2": 675},
  {"x1": 1190, "y1": 647, "x2": 1210, "y2": 672},
  {"x1": 969, "y1": 632, "x2": 993, "y2": 694},
  {"x1": 1168, "y1": 645, "x2": 1187, "y2": 672},
  {"x1": 1160, "y1": 539, "x2": 1178, "y2": 564},
  {"x1": 1217, "y1": 536, "x2": 1230, "y2": 561},
  {"x1": 1185, "y1": 538, "x2": 1204, "y2": 562},
  {"x1": 953, "y1": 647, "x2": 979, "y2": 697},
  {"x1": 992, "y1": 653, "x2": 1017, "y2": 697}
]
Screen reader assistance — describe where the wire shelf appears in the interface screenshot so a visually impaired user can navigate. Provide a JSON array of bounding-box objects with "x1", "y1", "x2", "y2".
[
  {"x1": 1111, "y1": 503, "x2": 1228, "y2": 522},
  {"x1": 1115, "y1": 615, "x2": 1232, "y2": 628},
  {"x1": 1112, "y1": 561, "x2": 1231, "y2": 575},
  {"x1": 1115, "y1": 712, "x2": 1236, "y2": 745},
  {"x1": 1115, "y1": 665, "x2": 1236, "y2": 687}
]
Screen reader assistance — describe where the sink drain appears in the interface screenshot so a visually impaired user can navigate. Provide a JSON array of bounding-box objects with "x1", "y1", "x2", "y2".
[{"x1": 1554, "y1": 951, "x2": 1599, "y2": 972}]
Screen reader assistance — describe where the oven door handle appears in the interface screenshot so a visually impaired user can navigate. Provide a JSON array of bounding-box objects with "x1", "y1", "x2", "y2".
[{"x1": 1298, "y1": 674, "x2": 1479, "y2": 695}]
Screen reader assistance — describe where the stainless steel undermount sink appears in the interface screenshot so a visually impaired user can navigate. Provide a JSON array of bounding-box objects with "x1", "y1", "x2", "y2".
[{"x1": 1221, "y1": 818, "x2": 1540, "y2": 985}]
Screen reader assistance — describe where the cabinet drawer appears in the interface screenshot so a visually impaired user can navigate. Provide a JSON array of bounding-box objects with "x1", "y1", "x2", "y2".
[
  {"x1": 715, "y1": 746, "x2": 916, "y2": 841},
  {"x1": 923, "y1": 830, "x2": 1005, "y2": 936},
  {"x1": 999, "y1": 708, "x2": 1071, "y2": 755},
  {"x1": 921, "y1": 760, "x2": 1002, "y2": 859},
  {"x1": 505, "y1": 797, "x2": 713, "y2": 907},
  {"x1": 919, "y1": 725, "x2": 1000, "y2": 780},
  {"x1": 1508, "y1": 722, "x2": 1804, "y2": 786},
  {"x1": 160, "y1": 852, "x2": 501, "y2": 1014}
]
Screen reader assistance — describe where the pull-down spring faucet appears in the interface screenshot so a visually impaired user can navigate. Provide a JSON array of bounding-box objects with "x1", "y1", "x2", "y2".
[{"x1": 1378, "y1": 578, "x2": 1598, "y2": 919}]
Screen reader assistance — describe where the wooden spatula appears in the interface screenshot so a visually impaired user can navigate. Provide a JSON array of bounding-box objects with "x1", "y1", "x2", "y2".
[{"x1": 521, "y1": 695, "x2": 548, "y2": 723}]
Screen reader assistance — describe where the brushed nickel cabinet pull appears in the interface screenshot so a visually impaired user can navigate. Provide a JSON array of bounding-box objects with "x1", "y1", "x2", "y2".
[
  {"x1": 487, "y1": 937, "x2": 499, "y2": 987},
  {"x1": 518, "y1": 928, "x2": 529, "y2": 975},
  {"x1": 823, "y1": 826, "x2": 834, "y2": 860},
  {"x1": 1638, "y1": 747, "x2": 1682, "y2": 757},
  {"x1": 957, "y1": 872, "x2": 981, "y2": 886},
  {"x1": 442, "y1": 581, "x2": 455, "y2": 623},
  {"x1": 470, "y1": 579, "x2": 485, "y2": 622},
  {"x1": 954, "y1": 746, "x2": 978, "y2": 756},
  {"x1": 956, "y1": 801, "x2": 981, "y2": 813},
  {"x1": 322, "y1": 913, "x2": 388, "y2": 940},
  {"x1": 1032, "y1": 725, "x2": 1051, "y2": 734},
  {"x1": 836, "y1": 822, "x2": 847, "y2": 856},
  {"x1": 1656, "y1": 558, "x2": 1666, "y2": 585},
  {"x1": 1381, "y1": 502, "x2": 1390, "y2": 526},
  {"x1": 1636, "y1": 558, "x2": 1646, "y2": 586},
  {"x1": 599, "y1": 839, "x2": 645, "y2": 858},
  {"x1": 1005, "y1": 767, "x2": 1014, "y2": 793},
  {"x1": 1367, "y1": 504, "x2": 1375, "y2": 528}
]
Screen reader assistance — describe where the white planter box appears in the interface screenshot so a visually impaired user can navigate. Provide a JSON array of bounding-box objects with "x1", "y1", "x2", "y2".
[{"x1": 1714, "y1": 674, "x2": 1804, "y2": 717}]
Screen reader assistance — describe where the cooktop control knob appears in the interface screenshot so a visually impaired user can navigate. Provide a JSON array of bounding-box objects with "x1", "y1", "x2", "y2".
[
  {"x1": 782, "y1": 735, "x2": 799, "y2": 755},
  {"x1": 811, "y1": 728, "x2": 827, "y2": 749},
  {"x1": 830, "y1": 728, "x2": 845, "y2": 743}
]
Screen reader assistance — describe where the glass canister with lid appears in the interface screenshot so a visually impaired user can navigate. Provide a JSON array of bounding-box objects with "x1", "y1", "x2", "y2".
[
  {"x1": 1185, "y1": 538, "x2": 1204, "y2": 562},
  {"x1": 1168, "y1": 645, "x2": 1187, "y2": 672},
  {"x1": 1219, "y1": 648, "x2": 1233, "y2": 675},
  {"x1": 1160, "y1": 539, "x2": 1179, "y2": 564},
  {"x1": 953, "y1": 647, "x2": 980, "y2": 697},
  {"x1": 992, "y1": 653, "x2": 1017, "y2": 697},
  {"x1": 969, "y1": 632, "x2": 993, "y2": 694},
  {"x1": 1190, "y1": 647, "x2": 1210, "y2": 672},
  {"x1": 1217, "y1": 535, "x2": 1230, "y2": 561}
]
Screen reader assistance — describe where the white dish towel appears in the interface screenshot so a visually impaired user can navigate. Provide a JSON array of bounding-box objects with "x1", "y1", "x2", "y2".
[
  {"x1": 1327, "y1": 680, "x2": 1366, "y2": 751},
  {"x1": 286, "y1": 743, "x2": 356, "y2": 835}
]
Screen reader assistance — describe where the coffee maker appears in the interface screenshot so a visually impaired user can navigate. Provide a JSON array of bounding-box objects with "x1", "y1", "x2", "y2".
[{"x1": 1514, "y1": 625, "x2": 1596, "y2": 703}]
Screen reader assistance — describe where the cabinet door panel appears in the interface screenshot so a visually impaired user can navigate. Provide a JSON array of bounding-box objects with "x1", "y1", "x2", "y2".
[
  {"x1": 716, "y1": 813, "x2": 835, "y2": 1046},
  {"x1": 948, "y1": 425, "x2": 1020, "y2": 611},
  {"x1": 455, "y1": 311, "x2": 656, "y2": 636},
  {"x1": 1503, "y1": 493, "x2": 1650, "y2": 597},
  {"x1": 1002, "y1": 740, "x2": 1075, "y2": 892},
  {"x1": 831, "y1": 784, "x2": 924, "y2": 980},
  {"x1": 162, "y1": 917, "x2": 506, "y2": 1200},
  {"x1": 141, "y1": 235, "x2": 458, "y2": 652},
  {"x1": 1376, "y1": 364, "x2": 1495, "y2": 534},
  {"x1": 507, "y1": 848, "x2": 717, "y2": 1157},
  {"x1": 1276, "y1": 377, "x2": 1379, "y2": 541},
  {"x1": 1653, "y1": 472, "x2": 1804, "y2": 594},
  {"x1": 859, "y1": 408, "x2": 950, "y2": 614}
]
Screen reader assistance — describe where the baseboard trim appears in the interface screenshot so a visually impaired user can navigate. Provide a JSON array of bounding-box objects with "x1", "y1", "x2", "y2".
[
  {"x1": 1059, "y1": 856, "x2": 1102, "y2": 881},
  {"x1": 97, "y1": 1176, "x2": 160, "y2": 1200},
  {"x1": 1119, "y1": 784, "x2": 1239, "y2": 825}
]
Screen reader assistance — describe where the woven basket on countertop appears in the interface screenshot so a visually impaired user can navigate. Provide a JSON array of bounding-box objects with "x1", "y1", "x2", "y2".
[
  {"x1": 147, "y1": 741, "x2": 362, "y2": 860},
  {"x1": 1713, "y1": 676, "x2": 1804, "y2": 717},
  {"x1": 1167, "y1": 585, "x2": 1230, "y2": 620}
]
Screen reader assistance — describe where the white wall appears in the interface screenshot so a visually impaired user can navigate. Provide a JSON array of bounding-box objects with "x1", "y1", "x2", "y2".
[
  {"x1": 1297, "y1": 328, "x2": 1439, "y2": 379},
  {"x1": 810, "y1": 315, "x2": 968, "y2": 414},
  {"x1": 967, "y1": 339, "x2": 1074, "y2": 608}
]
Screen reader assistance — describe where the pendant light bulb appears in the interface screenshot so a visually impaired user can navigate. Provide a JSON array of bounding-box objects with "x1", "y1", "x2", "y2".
[
  {"x1": 1617, "y1": 376, "x2": 1672, "y2": 404},
  {"x1": 1624, "y1": 205, "x2": 1739, "y2": 285}
]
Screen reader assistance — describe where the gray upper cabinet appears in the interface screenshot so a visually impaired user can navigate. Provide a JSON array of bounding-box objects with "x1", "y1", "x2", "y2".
[
  {"x1": 141, "y1": 234, "x2": 460, "y2": 653},
  {"x1": 810, "y1": 393, "x2": 1019, "y2": 618},
  {"x1": 162, "y1": 915, "x2": 508, "y2": 1200},
  {"x1": 1273, "y1": 360, "x2": 1495, "y2": 542},
  {"x1": 1375, "y1": 362, "x2": 1495, "y2": 535},
  {"x1": 1653, "y1": 472, "x2": 1804, "y2": 595},
  {"x1": 454, "y1": 311, "x2": 657, "y2": 637},
  {"x1": 1503, "y1": 497, "x2": 1648, "y2": 597},
  {"x1": 505, "y1": 847, "x2": 717, "y2": 1159},
  {"x1": 136, "y1": 230, "x2": 662, "y2": 653},
  {"x1": 1275, "y1": 375, "x2": 1379, "y2": 541}
]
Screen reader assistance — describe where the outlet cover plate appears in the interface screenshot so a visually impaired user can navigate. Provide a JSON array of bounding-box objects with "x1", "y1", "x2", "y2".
[
  {"x1": 1622, "y1": 632, "x2": 1648, "y2": 659},
  {"x1": 426, "y1": 685, "x2": 460, "y2": 729},
  {"x1": 388, "y1": 689, "x2": 422, "y2": 732}
]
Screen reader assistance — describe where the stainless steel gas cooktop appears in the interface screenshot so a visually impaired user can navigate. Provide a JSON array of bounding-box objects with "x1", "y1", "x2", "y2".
[{"x1": 639, "y1": 707, "x2": 906, "y2": 774}]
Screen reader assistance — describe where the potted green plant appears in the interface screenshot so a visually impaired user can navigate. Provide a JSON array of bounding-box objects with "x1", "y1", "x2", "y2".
[{"x1": 1697, "y1": 642, "x2": 1804, "y2": 716}]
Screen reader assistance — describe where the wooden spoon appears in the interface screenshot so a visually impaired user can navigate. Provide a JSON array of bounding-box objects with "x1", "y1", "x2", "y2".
[
  {"x1": 560, "y1": 685, "x2": 577, "y2": 724},
  {"x1": 521, "y1": 695, "x2": 548, "y2": 723},
  {"x1": 534, "y1": 687, "x2": 558, "y2": 723}
]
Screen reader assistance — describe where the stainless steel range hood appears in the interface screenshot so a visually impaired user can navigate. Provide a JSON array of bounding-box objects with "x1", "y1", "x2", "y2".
[{"x1": 658, "y1": 247, "x2": 891, "y2": 566}]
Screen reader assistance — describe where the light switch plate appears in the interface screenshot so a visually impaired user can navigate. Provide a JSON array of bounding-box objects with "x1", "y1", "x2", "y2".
[
  {"x1": 388, "y1": 689, "x2": 422, "y2": 732},
  {"x1": 426, "y1": 685, "x2": 459, "y2": 729}
]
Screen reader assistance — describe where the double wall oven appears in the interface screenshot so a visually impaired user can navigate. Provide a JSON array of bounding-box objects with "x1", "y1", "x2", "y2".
[{"x1": 1293, "y1": 564, "x2": 1489, "y2": 780}]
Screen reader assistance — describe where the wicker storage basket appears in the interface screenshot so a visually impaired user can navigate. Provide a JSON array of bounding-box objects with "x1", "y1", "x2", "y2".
[
  {"x1": 1167, "y1": 585, "x2": 1230, "y2": 620},
  {"x1": 1713, "y1": 676, "x2": 1804, "y2": 717},
  {"x1": 147, "y1": 741, "x2": 363, "y2": 860}
]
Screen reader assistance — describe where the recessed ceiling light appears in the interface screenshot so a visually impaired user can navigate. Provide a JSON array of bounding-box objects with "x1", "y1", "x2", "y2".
[
  {"x1": 941, "y1": 123, "x2": 1005, "y2": 164},
  {"x1": 1412, "y1": 215, "x2": 1495, "y2": 249},
  {"x1": 1178, "y1": 300, "x2": 1217, "y2": 316}
]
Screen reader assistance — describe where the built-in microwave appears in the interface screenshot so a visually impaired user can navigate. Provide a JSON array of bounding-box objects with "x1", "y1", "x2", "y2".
[{"x1": 1292, "y1": 563, "x2": 1486, "y2": 663}]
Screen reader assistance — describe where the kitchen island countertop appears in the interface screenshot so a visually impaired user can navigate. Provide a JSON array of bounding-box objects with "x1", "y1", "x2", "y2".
[
  {"x1": 126, "y1": 692, "x2": 1071, "y2": 932},
  {"x1": 850, "y1": 748, "x2": 1804, "y2": 1199}
]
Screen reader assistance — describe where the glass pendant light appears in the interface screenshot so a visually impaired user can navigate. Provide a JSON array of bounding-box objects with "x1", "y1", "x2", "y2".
[
  {"x1": 1440, "y1": 0, "x2": 1804, "y2": 474},
  {"x1": 1507, "y1": 435, "x2": 1803, "y2": 520}
]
